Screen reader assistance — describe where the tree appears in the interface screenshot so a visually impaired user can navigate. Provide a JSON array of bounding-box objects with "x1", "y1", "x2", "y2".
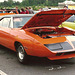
[
  {"x1": 3, "y1": 1, "x2": 9, "y2": 7},
  {"x1": 8, "y1": 0, "x2": 13, "y2": 6},
  {"x1": 1, "y1": 0, "x2": 75, "y2": 9}
]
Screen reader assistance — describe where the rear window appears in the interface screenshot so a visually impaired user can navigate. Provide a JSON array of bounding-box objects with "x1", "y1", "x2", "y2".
[
  {"x1": 66, "y1": 15, "x2": 75, "y2": 22},
  {"x1": 13, "y1": 16, "x2": 32, "y2": 28}
]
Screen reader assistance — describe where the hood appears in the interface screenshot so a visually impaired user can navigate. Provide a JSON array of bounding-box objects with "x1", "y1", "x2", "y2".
[{"x1": 22, "y1": 9, "x2": 75, "y2": 29}]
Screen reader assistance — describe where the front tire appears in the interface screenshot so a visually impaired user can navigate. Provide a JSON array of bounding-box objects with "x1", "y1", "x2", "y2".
[{"x1": 17, "y1": 44, "x2": 28, "y2": 64}]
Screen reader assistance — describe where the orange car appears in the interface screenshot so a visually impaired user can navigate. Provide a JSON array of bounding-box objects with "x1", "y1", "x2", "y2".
[{"x1": 0, "y1": 9, "x2": 75, "y2": 64}]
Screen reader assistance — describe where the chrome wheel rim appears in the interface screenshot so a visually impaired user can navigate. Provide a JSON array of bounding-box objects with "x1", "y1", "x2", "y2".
[{"x1": 18, "y1": 45, "x2": 25, "y2": 60}]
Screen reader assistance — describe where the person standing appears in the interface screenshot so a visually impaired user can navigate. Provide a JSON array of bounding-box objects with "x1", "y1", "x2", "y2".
[
  {"x1": 20, "y1": 8, "x2": 26, "y2": 14},
  {"x1": 25, "y1": 7, "x2": 29, "y2": 14},
  {"x1": 3, "y1": 9, "x2": 7, "y2": 13},
  {"x1": 64, "y1": 5, "x2": 68, "y2": 9},
  {"x1": 15, "y1": 6, "x2": 20, "y2": 14},
  {"x1": 28, "y1": 7, "x2": 34, "y2": 14}
]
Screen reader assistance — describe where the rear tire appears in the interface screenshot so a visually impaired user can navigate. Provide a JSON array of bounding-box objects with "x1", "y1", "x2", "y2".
[{"x1": 17, "y1": 43, "x2": 28, "y2": 64}]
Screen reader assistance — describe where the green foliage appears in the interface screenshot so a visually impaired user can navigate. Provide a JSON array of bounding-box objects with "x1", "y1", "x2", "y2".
[
  {"x1": 8, "y1": 0, "x2": 13, "y2": 6},
  {"x1": 32, "y1": 5, "x2": 45, "y2": 10},
  {"x1": 1, "y1": 0, "x2": 75, "y2": 10}
]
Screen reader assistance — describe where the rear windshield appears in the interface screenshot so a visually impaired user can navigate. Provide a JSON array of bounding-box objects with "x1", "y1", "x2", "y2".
[
  {"x1": 13, "y1": 16, "x2": 32, "y2": 28},
  {"x1": 66, "y1": 15, "x2": 75, "y2": 22}
]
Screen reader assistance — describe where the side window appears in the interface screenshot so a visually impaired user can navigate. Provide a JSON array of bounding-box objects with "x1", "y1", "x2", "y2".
[{"x1": 0, "y1": 18, "x2": 11, "y2": 28}]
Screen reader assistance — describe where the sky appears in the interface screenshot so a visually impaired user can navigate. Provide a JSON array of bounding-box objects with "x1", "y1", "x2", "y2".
[{"x1": 0, "y1": 0, "x2": 22, "y2": 2}]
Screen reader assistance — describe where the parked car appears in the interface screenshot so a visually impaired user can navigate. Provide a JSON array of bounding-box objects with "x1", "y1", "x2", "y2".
[
  {"x1": 0, "y1": 8, "x2": 17, "y2": 13},
  {"x1": 0, "y1": 10, "x2": 75, "y2": 64},
  {"x1": 62, "y1": 15, "x2": 75, "y2": 29}
]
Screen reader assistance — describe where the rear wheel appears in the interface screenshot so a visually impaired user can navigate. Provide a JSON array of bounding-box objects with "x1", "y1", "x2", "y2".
[{"x1": 17, "y1": 43, "x2": 28, "y2": 64}]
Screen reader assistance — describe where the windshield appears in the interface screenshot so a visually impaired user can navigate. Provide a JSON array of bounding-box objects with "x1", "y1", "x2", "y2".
[
  {"x1": 13, "y1": 16, "x2": 32, "y2": 28},
  {"x1": 66, "y1": 15, "x2": 75, "y2": 22}
]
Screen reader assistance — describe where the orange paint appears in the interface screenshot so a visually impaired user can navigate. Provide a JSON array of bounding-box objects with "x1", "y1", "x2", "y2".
[{"x1": 0, "y1": 9, "x2": 75, "y2": 61}]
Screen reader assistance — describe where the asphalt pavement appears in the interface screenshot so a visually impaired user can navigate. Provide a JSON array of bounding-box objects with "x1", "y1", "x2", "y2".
[{"x1": 0, "y1": 45, "x2": 75, "y2": 75}]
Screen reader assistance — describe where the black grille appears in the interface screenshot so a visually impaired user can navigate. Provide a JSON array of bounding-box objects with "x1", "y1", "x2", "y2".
[
  {"x1": 56, "y1": 51, "x2": 75, "y2": 56},
  {"x1": 56, "y1": 53, "x2": 62, "y2": 56},
  {"x1": 64, "y1": 51, "x2": 75, "y2": 55}
]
